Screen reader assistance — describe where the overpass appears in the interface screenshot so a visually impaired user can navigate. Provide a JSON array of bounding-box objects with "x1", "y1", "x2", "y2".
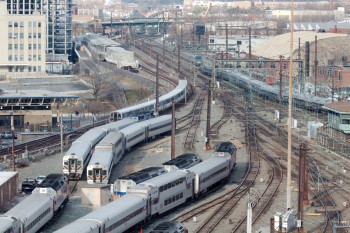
[{"x1": 101, "y1": 18, "x2": 174, "y2": 27}]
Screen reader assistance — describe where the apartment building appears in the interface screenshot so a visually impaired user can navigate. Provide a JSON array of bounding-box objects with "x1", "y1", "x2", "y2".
[{"x1": 0, "y1": 1, "x2": 46, "y2": 78}]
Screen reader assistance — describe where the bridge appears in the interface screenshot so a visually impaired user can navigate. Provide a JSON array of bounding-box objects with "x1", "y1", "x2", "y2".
[{"x1": 101, "y1": 18, "x2": 174, "y2": 27}]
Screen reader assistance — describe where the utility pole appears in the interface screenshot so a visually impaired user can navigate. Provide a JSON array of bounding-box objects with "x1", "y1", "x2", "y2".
[
  {"x1": 331, "y1": 67, "x2": 335, "y2": 102},
  {"x1": 279, "y1": 55, "x2": 283, "y2": 123},
  {"x1": 156, "y1": 55, "x2": 160, "y2": 114},
  {"x1": 247, "y1": 191, "x2": 253, "y2": 233},
  {"x1": 314, "y1": 36, "x2": 318, "y2": 96},
  {"x1": 212, "y1": 59, "x2": 216, "y2": 103},
  {"x1": 10, "y1": 112, "x2": 15, "y2": 171},
  {"x1": 60, "y1": 114, "x2": 64, "y2": 156},
  {"x1": 298, "y1": 38, "x2": 302, "y2": 92},
  {"x1": 205, "y1": 81, "x2": 212, "y2": 150},
  {"x1": 249, "y1": 27, "x2": 252, "y2": 61},
  {"x1": 162, "y1": 12, "x2": 166, "y2": 66},
  {"x1": 298, "y1": 143, "x2": 307, "y2": 233},
  {"x1": 171, "y1": 102, "x2": 176, "y2": 159},
  {"x1": 177, "y1": 42, "x2": 181, "y2": 78},
  {"x1": 225, "y1": 23, "x2": 228, "y2": 59}
]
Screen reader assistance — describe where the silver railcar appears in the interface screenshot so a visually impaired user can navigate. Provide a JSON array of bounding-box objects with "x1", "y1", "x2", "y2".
[
  {"x1": 0, "y1": 174, "x2": 69, "y2": 233},
  {"x1": 87, "y1": 132, "x2": 124, "y2": 184}
]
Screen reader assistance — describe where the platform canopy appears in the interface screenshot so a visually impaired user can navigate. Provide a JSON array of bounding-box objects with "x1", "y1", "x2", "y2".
[{"x1": 0, "y1": 90, "x2": 79, "y2": 109}]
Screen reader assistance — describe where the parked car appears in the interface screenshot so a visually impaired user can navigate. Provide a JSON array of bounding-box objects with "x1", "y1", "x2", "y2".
[
  {"x1": 1, "y1": 131, "x2": 17, "y2": 139},
  {"x1": 21, "y1": 178, "x2": 37, "y2": 194},
  {"x1": 0, "y1": 141, "x2": 9, "y2": 150},
  {"x1": 36, "y1": 175, "x2": 46, "y2": 184}
]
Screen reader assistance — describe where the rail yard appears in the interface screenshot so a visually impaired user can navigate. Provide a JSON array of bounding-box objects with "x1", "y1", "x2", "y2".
[{"x1": 2, "y1": 10, "x2": 350, "y2": 233}]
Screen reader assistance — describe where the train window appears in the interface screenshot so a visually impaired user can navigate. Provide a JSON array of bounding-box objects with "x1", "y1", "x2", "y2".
[
  {"x1": 176, "y1": 194, "x2": 179, "y2": 200},
  {"x1": 64, "y1": 161, "x2": 68, "y2": 165},
  {"x1": 172, "y1": 196, "x2": 175, "y2": 202},
  {"x1": 88, "y1": 170, "x2": 92, "y2": 175},
  {"x1": 102, "y1": 170, "x2": 107, "y2": 175},
  {"x1": 77, "y1": 161, "x2": 82, "y2": 166},
  {"x1": 164, "y1": 185, "x2": 167, "y2": 191},
  {"x1": 172, "y1": 182, "x2": 175, "y2": 187},
  {"x1": 168, "y1": 183, "x2": 171, "y2": 189},
  {"x1": 165, "y1": 199, "x2": 168, "y2": 205},
  {"x1": 180, "y1": 193, "x2": 183, "y2": 198},
  {"x1": 159, "y1": 186, "x2": 163, "y2": 192}
]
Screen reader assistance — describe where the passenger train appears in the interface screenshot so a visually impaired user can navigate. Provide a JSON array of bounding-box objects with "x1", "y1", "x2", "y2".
[
  {"x1": 199, "y1": 62, "x2": 333, "y2": 111},
  {"x1": 63, "y1": 119, "x2": 136, "y2": 180},
  {"x1": 54, "y1": 142, "x2": 237, "y2": 233},
  {"x1": 113, "y1": 153, "x2": 200, "y2": 197},
  {"x1": 87, "y1": 115, "x2": 172, "y2": 184},
  {"x1": 0, "y1": 174, "x2": 69, "y2": 233},
  {"x1": 109, "y1": 80, "x2": 187, "y2": 121}
]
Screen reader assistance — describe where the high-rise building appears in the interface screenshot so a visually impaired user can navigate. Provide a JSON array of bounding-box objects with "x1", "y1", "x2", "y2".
[
  {"x1": 0, "y1": 0, "x2": 72, "y2": 78},
  {"x1": 0, "y1": 1, "x2": 46, "y2": 77}
]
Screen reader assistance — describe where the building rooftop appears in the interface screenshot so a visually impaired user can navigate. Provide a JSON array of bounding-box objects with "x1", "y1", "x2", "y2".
[
  {"x1": 323, "y1": 100, "x2": 350, "y2": 113},
  {"x1": 252, "y1": 31, "x2": 348, "y2": 59},
  {"x1": 0, "y1": 172, "x2": 18, "y2": 186}
]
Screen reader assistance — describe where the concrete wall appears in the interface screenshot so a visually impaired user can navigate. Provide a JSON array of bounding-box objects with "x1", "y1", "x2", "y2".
[
  {"x1": 81, "y1": 185, "x2": 111, "y2": 206},
  {"x1": 0, "y1": 172, "x2": 18, "y2": 210}
]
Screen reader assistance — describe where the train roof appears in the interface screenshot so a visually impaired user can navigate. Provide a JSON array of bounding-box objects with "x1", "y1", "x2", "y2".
[
  {"x1": 159, "y1": 80, "x2": 187, "y2": 102},
  {"x1": 75, "y1": 127, "x2": 106, "y2": 143},
  {"x1": 145, "y1": 114, "x2": 171, "y2": 124},
  {"x1": 6, "y1": 193, "x2": 55, "y2": 221},
  {"x1": 119, "y1": 121, "x2": 148, "y2": 136},
  {"x1": 283, "y1": 91, "x2": 331, "y2": 104},
  {"x1": 101, "y1": 118, "x2": 136, "y2": 131},
  {"x1": 114, "y1": 99, "x2": 156, "y2": 114},
  {"x1": 118, "y1": 167, "x2": 166, "y2": 183},
  {"x1": 188, "y1": 157, "x2": 229, "y2": 174},
  {"x1": 53, "y1": 221, "x2": 100, "y2": 233},
  {"x1": 135, "y1": 170, "x2": 189, "y2": 187},
  {"x1": 215, "y1": 142, "x2": 236, "y2": 152},
  {"x1": 88, "y1": 150, "x2": 114, "y2": 167},
  {"x1": 163, "y1": 153, "x2": 200, "y2": 168},
  {"x1": 80, "y1": 194, "x2": 145, "y2": 221},
  {"x1": 64, "y1": 141, "x2": 91, "y2": 158},
  {"x1": 150, "y1": 221, "x2": 185, "y2": 233},
  {"x1": 37, "y1": 174, "x2": 66, "y2": 191},
  {"x1": 96, "y1": 131, "x2": 123, "y2": 147}
]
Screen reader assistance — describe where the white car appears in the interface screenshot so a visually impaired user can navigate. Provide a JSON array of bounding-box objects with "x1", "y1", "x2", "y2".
[{"x1": 36, "y1": 175, "x2": 46, "y2": 184}]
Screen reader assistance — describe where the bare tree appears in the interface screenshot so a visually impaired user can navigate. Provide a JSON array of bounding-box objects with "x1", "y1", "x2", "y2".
[{"x1": 86, "y1": 73, "x2": 106, "y2": 97}]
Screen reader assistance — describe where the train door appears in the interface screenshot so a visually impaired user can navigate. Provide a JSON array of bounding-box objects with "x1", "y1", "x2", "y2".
[
  {"x1": 93, "y1": 168, "x2": 102, "y2": 183},
  {"x1": 68, "y1": 159, "x2": 78, "y2": 173}
]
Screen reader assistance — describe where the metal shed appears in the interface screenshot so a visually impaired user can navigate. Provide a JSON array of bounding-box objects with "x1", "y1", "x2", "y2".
[
  {"x1": 322, "y1": 100, "x2": 350, "y2": 134},
  {"x1": 0, "y1": 171, "x2": 18, "y2": 209}
]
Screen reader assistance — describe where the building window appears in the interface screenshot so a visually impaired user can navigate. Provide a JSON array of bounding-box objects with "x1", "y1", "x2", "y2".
[
  {"x1": 28, "y1": 66, "x2": 32, "y2": 72},
  {"x1": 8, "y1": 67, "x2": 13, "y2": 72},
  {"x1": 14, "y1": 55, "x2": 18, "y2": 61},
  {"x1": 38, "y1": 66, "x2": 41, "y2": 72},
  {"x1": 33, "y1": 44, "x2": 36, "y2": 49},
  {"x1": 8, "y1": 32, "x2": 12, "y2": 39},
  {"x1": 210, "y1": 39, "x2": 214, "y2": 43},
  {"x1": 33, "y1": 21, "x2": 36, "y2": 27},
  {"x1": 20, "y1": 33, "x2": 24, "y2": 38},
  {"x1": 33, "y1": 66, "x2": 36, "y2": 72},
  {"x1": 8, "y1": 21, "x2": 12, "y2": 27},
  {"x1": 33, "y1": 33, "x2": 36, "y2": 39},
  {"x1": 20, "y1": 66, "x2": 24, "y2": 72},
  {"x1": 38, "y1": 44, "x2": 41, "y2": 50},
  {"x1": 28, "y1": 33, "x2": 31, "y2": 38},
  {"x1": 33, "y1": 55, "x2": 36, "y2": 61},
  {"x1": 28, "y1": 55, "x2": 32, "y2": 61},
  {"x1": 28, "y1": 22, "x2": 32, "y2": 27},
  {"x1": 20, "y1": 55, "x2": 24, "y2": 61},
  {"x1": 8, "y1": 55, "x2": 12, "y2": 61},
  {"x1": 14, "y1": 33, "x2": 18, "y2": 39},
  {"x1": 28, "y1": 44, "x2": 32, "y2": 50},
  {"x1": 8, "y1": 44, "x2": 12, "y2": 50},
  {"x1": 14, "y1": 44, "x2": 18, "y2": 50},
  {"x1": 38, "y1": 33, "x2": 41, "y2": 38},
  {"x1": 20, "y1": 44, "x2": 24, "y2": 50},
  {"x1": 38, "y1": 55, "x2": 41, "y2": 61},
  {"x1": 20, "y1": 21, "x2": 24, "y2": 27},
  {"x1": 14, "y1": 22, "x2": 18, "y2": 27},
  {"x1": 38, "y1": 22, "x2": 41, "y2": 27}
]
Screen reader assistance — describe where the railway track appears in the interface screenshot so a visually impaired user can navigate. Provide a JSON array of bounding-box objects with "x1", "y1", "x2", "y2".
[
  {"x1": 182, "y1": 90, "x2": 207, "y2": 153},
  {"x1": 0, "y1": 120, "x2": 108, "y2": 159}
]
